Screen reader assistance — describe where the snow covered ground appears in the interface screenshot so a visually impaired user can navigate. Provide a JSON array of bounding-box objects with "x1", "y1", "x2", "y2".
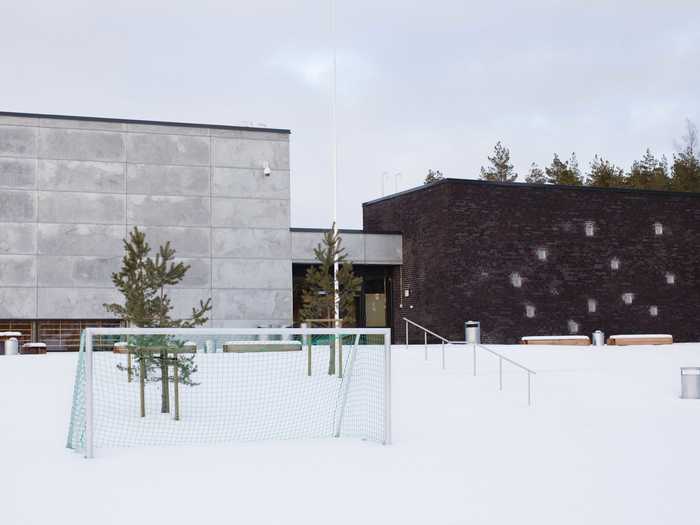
[{"x1": 3, "y1": 342, "x2": 700, "y2": 524}]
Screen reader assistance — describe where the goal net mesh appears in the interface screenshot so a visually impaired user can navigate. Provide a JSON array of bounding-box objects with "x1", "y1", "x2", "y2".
[{"x1": 66, "y1": 329, "x2": 389, "y2": 452}]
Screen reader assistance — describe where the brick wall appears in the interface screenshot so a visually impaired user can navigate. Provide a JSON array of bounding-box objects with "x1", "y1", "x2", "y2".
[{"x1": 363, "y1": 179, "x2": 700, "y2": 343}]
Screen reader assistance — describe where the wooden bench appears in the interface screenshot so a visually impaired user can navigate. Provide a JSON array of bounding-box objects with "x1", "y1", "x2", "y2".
[
  {"x1": 520, "y1": 336, "x2": 591, "y2": 346},
  {"x1": 223, "y1": 340, "x2": 302, "y2": 353},
  {"x1": 607, "y1": 334, "x2": 673, "y2": 346}
]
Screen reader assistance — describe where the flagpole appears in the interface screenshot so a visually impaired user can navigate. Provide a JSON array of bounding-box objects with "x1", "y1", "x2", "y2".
[{"x1": 331, "y1": 0, "x2": 340, "y2": 347}]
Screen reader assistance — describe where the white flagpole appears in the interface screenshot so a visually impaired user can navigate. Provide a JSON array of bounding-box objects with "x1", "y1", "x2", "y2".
[{"x1": 331, "y1": 0, "x2": 341, "y2": 353}]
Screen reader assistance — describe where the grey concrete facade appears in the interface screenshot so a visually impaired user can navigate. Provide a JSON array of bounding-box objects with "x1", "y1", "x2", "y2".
[
  {"x1": 290, "y1": 229, "x2": 403, "y2": 265},
  {"x1": 0, "y1": 113, "x2": 293, "y2": 327}
]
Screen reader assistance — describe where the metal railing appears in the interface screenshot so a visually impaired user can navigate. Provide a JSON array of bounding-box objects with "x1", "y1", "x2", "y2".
[
  {"x1": 403, "y1": 317, "x2": 449, "y2": 369},
  {"x1": 475, "y1": 343, "x2": 535, "y2": 406},
  {"x1": 403, "y1": 318, "x2": 536, "y2": 406}
]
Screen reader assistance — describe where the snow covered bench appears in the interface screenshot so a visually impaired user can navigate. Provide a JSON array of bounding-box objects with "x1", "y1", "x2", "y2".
[
  {"x1": 607, "y1": 334, "x2": 673, "y2": 346},
  {"x1": 520, "y1": 335, "x2": 591, "y2": 346},
  {"x1": 223, "y1": 340, "x2": 302, "y2": 353},
  {"x1": 20, "y1": 343, "x2": 47, "y2": 355}
]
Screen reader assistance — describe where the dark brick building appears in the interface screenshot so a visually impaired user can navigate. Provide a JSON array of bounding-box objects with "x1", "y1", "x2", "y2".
[{"x1": 363, "y1": 178, "x2": 700, "y2": 343}]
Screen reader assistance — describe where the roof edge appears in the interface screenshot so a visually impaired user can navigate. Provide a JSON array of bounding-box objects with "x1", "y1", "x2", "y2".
[
  {"x1": 0, "y1": 111, "x2": 291, "y2": 134},
  {"x1": 362, "y1": 177, "x2": 700, "y2": 206}
]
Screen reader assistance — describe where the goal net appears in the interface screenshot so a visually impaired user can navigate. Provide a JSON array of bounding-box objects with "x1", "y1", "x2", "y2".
[{"x1": 66, "y1": 327, "x2": 391, "y2": 456}]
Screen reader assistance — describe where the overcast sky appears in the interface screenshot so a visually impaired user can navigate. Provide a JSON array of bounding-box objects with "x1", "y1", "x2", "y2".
[{"x1": 2, "y1": 0, "x2": 699, "y2": 228}]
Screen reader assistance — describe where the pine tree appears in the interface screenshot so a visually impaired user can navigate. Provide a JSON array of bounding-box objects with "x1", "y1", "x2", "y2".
[
  {"x1": 627, "y1": 149, "x2": 670, "y2": 190},
  {"x1": 587, "y1": 155, "x2": 625, "y2": 187},
  {"x1": 104, "y1": 227, "x2": 212, "y2": 413},
  {"x1": 299, "y1": 224, "x2": 361, "y2": 374},
  {"x1": 670, "y1": 120, "x2": 700, "y2": 192},
  {"x1": 480, "y1": 141, "x2": 518, "y2": 182},
  {"x1": 545, "y1": 153, "x2": 583, "y2": 186},
  {"x1": 525, "y1": 162, "x2": 546, "y2": 184},
  {"x1": 424, "y1": 169, "x2": 444, "y2": 184}
]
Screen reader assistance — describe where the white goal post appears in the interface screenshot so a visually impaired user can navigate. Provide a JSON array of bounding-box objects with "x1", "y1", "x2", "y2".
[{"x1": 67, "y1": 327, "x2": 391, "y2": 458}]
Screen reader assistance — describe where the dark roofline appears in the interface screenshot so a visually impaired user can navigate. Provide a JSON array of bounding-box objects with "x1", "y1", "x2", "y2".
[
  {"x1": 290, "y1": 227, "x2": 402, "y2": 235},
  {"x1": 362, "y1": 177, "x2": 700, "y2": 206},
  {"x1": 0, "y1": 111, "x2": 291, "y2": 135}
]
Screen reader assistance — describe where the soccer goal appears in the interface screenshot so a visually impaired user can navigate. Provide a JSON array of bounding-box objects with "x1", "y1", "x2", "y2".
[{"x1": 66, "y1": 327, "x2": 391, "y2": 457}]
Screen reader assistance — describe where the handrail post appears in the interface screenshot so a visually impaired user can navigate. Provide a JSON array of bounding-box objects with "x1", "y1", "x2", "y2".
[
  {"x1": 499, "y1": 357, "x2": 502, "y2": 391},
  {"x1": 441, "y1": 340, "x2": 445, "y2": 370},
  {"x1": 424, "y1": 332, "x2": 427, "y2": 360},
  {"x1": 405, "y1": 320, "x2": 408, "y2": 350},
  {"x1": 472, "y1": 343, "x2": 477, "y2": 376},
  {"x1": 528, "y1": 372, "x2": 532, "y2": 406}
]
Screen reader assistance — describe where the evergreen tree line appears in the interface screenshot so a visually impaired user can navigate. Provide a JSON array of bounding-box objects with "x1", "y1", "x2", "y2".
[{"x1": 426, "y1": 120, "x2": 700, "y2": 192}]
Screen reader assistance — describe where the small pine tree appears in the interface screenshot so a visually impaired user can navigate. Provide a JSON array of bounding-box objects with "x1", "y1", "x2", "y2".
[
  {"x1": 587, "y1": 155, "x2": 625, "y2": 187},
  {"x1": 545, "y1": 153, "x2": 583, "y2": 186},
  {"x1": 480, "y1": 141, "x2": 518, "y2": 182},
  {"x1": 670, "y1": 120, "x2": 700, "y2": 192},
  {"x1": 627, "y1": 149, "x2": 670, "y2": 190},
  {"x1": 299, "y1": 224, "x2": 361, "y2": 374},
  {"x1": 424, "y1": 169, "x2": 444, "y2": 184},
  {"x1": 525, "y1": 162, "x2": 546, "y2": 184},
  {"x1": 104, "y1": 227, "x2": 212, "y2": 413}
]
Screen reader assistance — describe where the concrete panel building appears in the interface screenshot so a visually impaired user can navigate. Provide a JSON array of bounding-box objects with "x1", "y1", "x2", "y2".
[{"x1": 0, "y1": 112, "x2": 401, "y2": 351}]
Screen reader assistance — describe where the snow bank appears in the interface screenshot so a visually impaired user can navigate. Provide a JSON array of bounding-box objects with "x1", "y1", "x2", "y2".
[{"x1": 2, "y1": 344, "x2": 700, "y2": 525}]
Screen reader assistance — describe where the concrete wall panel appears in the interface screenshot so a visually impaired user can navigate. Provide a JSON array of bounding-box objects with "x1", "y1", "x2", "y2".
[
  {"x1": 0, "y1": 116, "x2": 38, "y2": 127},
  {"x1": 37, "y1": 160, "x2": 124, "y2": 193},
  {"x1": 128, "y1": 195, "x2": 210, "y2": 227},
  {"x1": 213, "y1": 289, "x2": 291, "y2": 321},
  {"x1": 0, "y1": 287, "x2": 36, "y2": 318},
  {"x1": 0, "y1": 190, "x2": 35, "y2": 222},
  {"x1": 38, "y1": 128, "x2": 125, "y2": 162},
  {"x1": 365, "y1": 233, "x2": 403, "y2": 263},
  {"x1": 212, "y1": 228, "x2": 289, "y2": 259},
  {"x1": 0, "y1": 223, "x2": 36, "y2": 255},
  {"x1": 167, "y1": 288, "x2": 213, "y2": 322},
  {"x1": 212, "y1": 198, "x2": 288, "y2": 229},
  {"x1": 212, "y1": 259, "x2": 291, "y2": 289},
  {"x1": 38, "y1": 191, "x2": 124, "y2": 224},
  {"x1": 176, "y1": 258, "x2": 211, "y2": 288},
  {"x1": 213, "y1": 137, "x2": 289, "y2": 169},
  {"x1": 127, "y1": 164, "x2": 209, "y2": 196},
  {"x1": 126, "y1": 133, "x2": 209, "y2": 166},
  {"x1": 126, "y1": 123, "x2": 209, "y2": 136},
  {"x1": 0, "y1": 255, "x2": 35, "y2": 286},
  {"x1": 37, "y1": 224, "x2": 125, "y2": 256},
  {"x1": 137, "y1": 226, "x2": 210, "y2": 258},
  {"x1": 36, "y1": 256, "x2": 120, "y2": 287},
  {"x1": 291, "y1": 231, "x2": 365, "y2": 264},
  {"x1": 39, "y1": 118, "x2": 126, "y2": 132},
  {"x1": 212, "y1": 167, "x2": 289, "y2": 199},
  {"x1": 38, "y1": 287, "x2": 121, "y2": 318},
  {"x1": 0, "y1": 158, "x2": 36, "y2": 189},
  {"x1": 0, "y1": 125, "x2": 36, "y2": 157}
]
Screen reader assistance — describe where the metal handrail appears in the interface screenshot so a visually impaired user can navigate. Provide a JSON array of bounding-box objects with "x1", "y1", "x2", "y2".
[
  {"x1": 402, "y1": 318, "x2": 450, "y2": 343},
  {"x1": 403, "y1": 317, "x2": 449, "y2": 369}
]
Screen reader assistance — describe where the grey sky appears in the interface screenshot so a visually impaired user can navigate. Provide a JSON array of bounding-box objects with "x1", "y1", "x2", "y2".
[{"x1": 2, "y1": 0, "x2": 698, "y2": 228}]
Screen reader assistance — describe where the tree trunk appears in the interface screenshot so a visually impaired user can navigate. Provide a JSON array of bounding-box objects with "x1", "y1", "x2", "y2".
[{"x1": 160, "y1": 351, "x2": 170, "y2": 413}]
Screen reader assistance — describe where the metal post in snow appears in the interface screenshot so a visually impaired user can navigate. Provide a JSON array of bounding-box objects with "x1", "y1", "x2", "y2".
[
  {"x1": 441, "y1": 340, "x2": 445, "y2": 370},
  {"x1": 528, "y1": 372, "x2": 532, "y2": 406},
  {"x1": 473, "y1": 343, "x2": 477, "y2": 376},
  {"x1": 424, "y1": 332, "x2": 427, "y2": 360},
  {"x1": 405, "y1": 321, "x2": 408, "y2": 351},
  {"x1": 499, "y1": 357, "x2": 503, "y2": 391}
]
